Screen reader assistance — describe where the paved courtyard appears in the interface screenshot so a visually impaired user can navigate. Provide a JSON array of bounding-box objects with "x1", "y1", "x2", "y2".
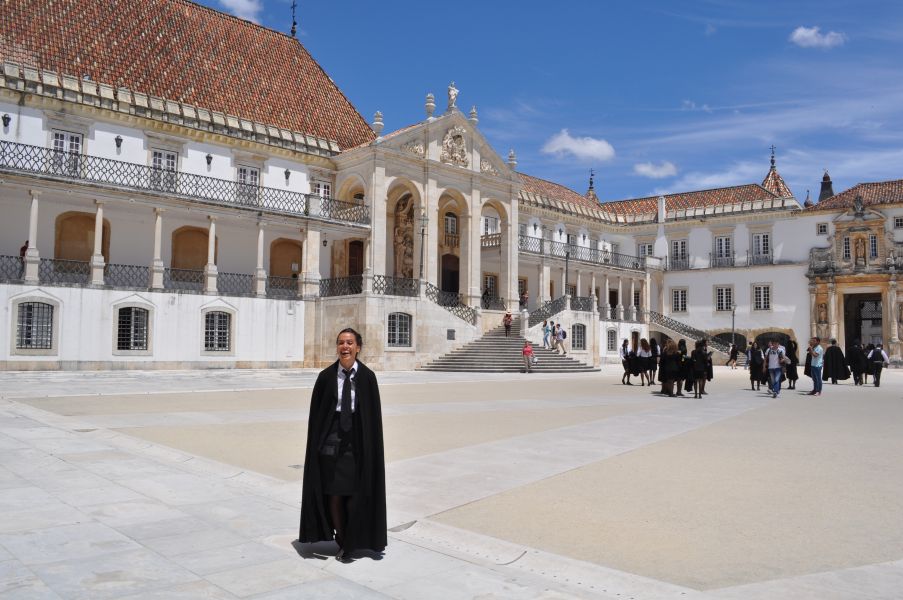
[{"x1": 0, "y1": 366, "x2": 901, "y2": 599}]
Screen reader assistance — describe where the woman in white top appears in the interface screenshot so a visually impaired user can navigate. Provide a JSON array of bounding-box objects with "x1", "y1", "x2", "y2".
[{"x1": 637, "y1": 338, "x2": 653, "y2": 386}]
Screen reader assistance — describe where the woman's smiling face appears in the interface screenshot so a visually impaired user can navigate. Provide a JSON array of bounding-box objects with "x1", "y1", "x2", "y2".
[{"x1": 336, "y1": 332, "x2": 360, "y2": 366}]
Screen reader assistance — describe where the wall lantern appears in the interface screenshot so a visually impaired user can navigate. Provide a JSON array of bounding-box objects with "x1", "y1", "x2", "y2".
[
  {"x1": 533, "y1": 223, "x2": 538, "y2": 234},
  {"x1": 558, "y1": 228, "x2": 563, "y2": 237},
  {"x1": 322, "y1": 238, "x2": 328, "y2": 247},
  {"x1": 114, "y1": 135, "x2": 123, "y2": 149},
  {"x1": 284, "y1": 168, "x2": 291, "y2": 183},
  {"x1": 1, "y1": 114, "x2": 10, "y2": 128},
  {"x1": 205, "y1": 153, "x2": 213, "y2": 166}
]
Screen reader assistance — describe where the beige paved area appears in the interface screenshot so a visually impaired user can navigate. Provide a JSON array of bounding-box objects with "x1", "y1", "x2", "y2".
[{"x1": 0, "y1": 367, "x2": 901, "y2": 598}]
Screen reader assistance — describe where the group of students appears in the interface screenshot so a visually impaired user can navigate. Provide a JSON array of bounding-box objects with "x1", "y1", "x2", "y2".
[
  {"x1": 620, "y1": 337, "x2": 714, "y2": 398},
  {"x1": 540, "y1": 320, "x2": 568, "y2": 355}
]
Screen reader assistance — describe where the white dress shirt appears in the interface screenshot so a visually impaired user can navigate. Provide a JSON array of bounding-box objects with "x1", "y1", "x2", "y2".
[{"x1": 335, "y1": 360, "x2": 359, "y2": 412}]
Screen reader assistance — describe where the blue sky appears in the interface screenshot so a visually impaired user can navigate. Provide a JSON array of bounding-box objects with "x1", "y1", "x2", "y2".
[{"x1": 204, "y1": 0, "x2": 903, "y2": 203}]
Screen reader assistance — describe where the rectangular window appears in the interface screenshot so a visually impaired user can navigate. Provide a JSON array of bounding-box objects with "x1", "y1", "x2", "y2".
[
  {"x1": 445, "y1": 213, "x2": 458, "y2": 235},
  {"x1": 715, "y1": 286, "x2": 733, "y2": 311},
  {"x1": 607, "y1": 329, "x2": 617, "y2": 352},
  {"x1": 481, "y1": 216, "x2": 498, "y2": 235},
  {"x1": 672, "y1": 288, "x2": 687, "y2": 313},
  {"x1": 714, "y1": 236, "x2": 732, "y2": 258},
  {"x1": 752, "y1": 232, "x2": 770, "y2": 256},
  {"x1": 633, "y1": 290, "x2": 641, "y2": 308},
  {"x1": 204, "y1": 312, "x2": 231, "y2": 352},
  {"x1": 518, "y1": 223, "x2": 527, "y2": 236},
  {"x1": 610, "y1": 243, "x2": 619, "y2": 255},
  {"x1": 50, "y1": 130, "x2": 82, "y2": 175},
  {"x1": 566, "y1": 284, "x2": 577, "y2": 296},
  {"x1": 117, "y1": 307, "x2": 148, "y2": 351},
  {"x1": 869, "y1": 234, "x2": 878, "y2": 258},
  {"x1": 637, "y1": 243, "x2": 654, "y2": 257},
  {"x1": 843, "y1": 236, "x2": 851, "y2": 260},
  {"x1": 237, "y1": 165, "x2": 260, "y2": 205},
  {"x1": 311, "y1": 181, "x2": 331, "y2": 198},
  {"x1": 817, "y1": 223, "x2": 828, "y2": 235},
  {"x1": 16, "y1": 302, "x2": 53, "y2": 349},
  {"x1": 571, "y1": 324, "x2": 586, "y2": 351},
  {"x1": 518, "y1": 278, "x2": 528, "y2": 296},
  {"x1": 753, "y1": 285, "x2": 771, "y2": 311},
  {"x1": 387, "y1": 312, "x2": 412, "y2": 347},
  {"x1": 895, "y1": 217, "x2": 903, "y2": 229},
  {"x1": 151, "y1": 149, "x2": 178, "y2": 191},
  {"x1": 483, "y1": 274, "x2": 497, "y2": 296},
  {"x1": 671, "y1": 239, "x2": 688, "y2": 258},
  {"x1": 567, "y1": 234, "x2": 577, "y2": 246}
]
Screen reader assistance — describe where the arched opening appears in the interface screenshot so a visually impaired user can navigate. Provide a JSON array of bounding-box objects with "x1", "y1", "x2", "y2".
[
  {"x1": 714, "y1": 332, "x2": 747, "y2": 351},
  {"x1": 269, "y1": 238, "x2": 302, "y2": 278},
  {"x1": 441, "y1": 253, "x2": 459, "y2": 294},
  {"x1": 55, "y1": 211, "x2": 110, "y2": 262},
  {"x1": 172, "y1": 226, "x2": 216, "y2": 270},
  {"x1": 755, "y1": 331, "x2": 791, "y2": 349}
]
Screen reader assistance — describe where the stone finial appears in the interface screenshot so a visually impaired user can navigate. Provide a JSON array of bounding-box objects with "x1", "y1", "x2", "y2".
[
  {"x1": 447, "y1": 81, "x2": 458, "y2": 111},
  {"x1": 469, "y1": 105, "x2": 478, "y2": 125},
  {"x1": 508, "y1": 148, "x2": 517, "y2": 168},
  {"x1": 425, "y1": 93, "x2": 435, "y2": 119},
  {"x1": 372, "y1": 111, "x2": 384, "y2": 136}
]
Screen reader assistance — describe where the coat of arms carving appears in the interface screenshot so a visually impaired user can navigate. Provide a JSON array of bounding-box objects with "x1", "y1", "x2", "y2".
[{"x1": 440, "y1": 125, "x2": 469, "y2": 168}]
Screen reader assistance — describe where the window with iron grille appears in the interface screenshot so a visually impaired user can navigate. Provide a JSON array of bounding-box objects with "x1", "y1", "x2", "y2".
[
  {"x1": 607, "y1": 329, "x2": 617, "y2": 351},
  {"x1": 633, "y1": 290, "x2": 641, "y2": 307},
  {"x1": 117, "y1": 307, "x2": 148, "y2": 351},
  {"x1": 672, "y1": 288, "x2": 687, "y2": 313},
  {"x1": 237, "y1": 165, "x2": 260, "y2": 205},
  {"x1": 204, "y1": 311, "x2": 231, "y2": 352},
  {"x1": 387, "y1": 312, "x2": 412, "y2": 347},
  {"x1": 753, "y1": 285, "x2": 771, "y2": 311},
  {"x1": 16, "y1": 302, "x2": 53, "y2": 349},
  {"x1": 817, "y1": 223, "x2": 828, "y2": 235},
  {"x1": 715, "y1": 286, "x2": 733, "y2": 311},
  {"x1": 896, "y1": 217, "x2": 903, "y2": 229},
  {"x1": 842, "y1": 236, "x2": 851, "y2": 260},
  {"x1": 869, "y1": 234, "x2": 878, "y2": 258},
  {"x1": 444, "y1": 212, "x2": 457, "y2": 235},
  {"x1": 571, "y1": 324, "x2": 586, "y2": 350},
  {"x1": 51, "y1": 130, "x2": 82, "y2": 175}
]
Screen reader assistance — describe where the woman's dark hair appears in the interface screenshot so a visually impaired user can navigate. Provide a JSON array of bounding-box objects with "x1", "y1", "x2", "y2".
[{"x1": 337, "y1": 327, "x2": 363, "y2": 347}]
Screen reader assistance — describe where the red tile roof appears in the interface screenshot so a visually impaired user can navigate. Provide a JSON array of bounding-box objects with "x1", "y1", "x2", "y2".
[
  {"x1": 806, "y1": 178, "x2": 903, "y2": 211},
  {"x1": 0, "y1": 0, "x2": 375, "y2": 150},
  {"x1": 761, "y1": 167, "x2": 793, "y2": 197},
  {"x1": 518, "y1": 173, "x2": 602, "y2": 211},
  {"x1": 601, "y1": 184, "x2": 778, "y2": 216}
]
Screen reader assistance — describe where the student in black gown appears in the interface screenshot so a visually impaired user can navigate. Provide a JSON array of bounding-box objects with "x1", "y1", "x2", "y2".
[
  {"x1": 847, "y1": 340, "x2": 868, "y2": 386},
  {"x1": 299, "y1": 328, "x2": 386, "y2": 560},
  {"x1": 785, "y1": 340, "x2": 800, "y2": 389},
  {"x1": 748, "y1": 341, "x2": 765, "y2": 390},
  {"x1": 823, "y1": 338, "x2": 850, "y2": 384}
]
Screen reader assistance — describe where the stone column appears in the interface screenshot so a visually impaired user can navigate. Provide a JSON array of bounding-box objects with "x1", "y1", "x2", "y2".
[
  {"x1": 828, "y1": 282, "x2": 838, "y2": 340},
  {"x1": 90, "y1": 200, "x2": 105, "y2": 285},
  {"x1": 301, "y1": 228, "x2": 322, "y2": 299},
  {"x1": 629, "y1": 278, "x2": 636, "y2": 321},
  {"x1": 24, "y1": 190, "x2": 41, "y2": 282},
  {"x1": 151, "y1": 208, "x2": 164, "y2": 289},
  {"x1": 887, "y1": 275, "x2": 898, "y2": 343},
  {"x1": 204, "y1": 216, "x2": 217, "y2": 293},
  {"x1": 603, "y1": 273, "x2": 610, "y2": 318},
  {"x1": 255, "y1": 221, "x2": 266, "y2": 297},
  {"x1": 465, "y1": 208, "x2": 481, "y2": 307},
  {"x1": 501, "y1": 217, "x2": 515, "y2": 305},
  {"x1": 575, "y1": 269, "x2": 583, "y2": 299},
  {"x1": 368, "y1": 161, "x2": 387, "y2": 277},
  {"x1": 644, "y1": 271, "x2": 652, "y2": 318},
  {"x1": 362, "y1": 237, "x2": 373, "y2": 294},
  {"x1": 617, "y1": 276, "x2": 624, "y2": 320},
  {"x1": 808, "y1": 283, "x2": 817, "y2": 338},
  {"x1": 590, "y1": 271, "x2": 597, "y2": 301},
  {"x1": 540, "y1": 261, "x2": 551, "y2": 303}
]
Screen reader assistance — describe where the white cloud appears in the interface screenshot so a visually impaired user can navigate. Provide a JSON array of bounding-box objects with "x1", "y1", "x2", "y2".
[
  {"x1": 790, "y1": 26, "x2": 846, "y2": 49},
  {"x1": 219, "y1": 0, "x2": 263, "y2": 22},
  {"x1": 634, "y1": 161, "x2": 678, "y2": 179},
  {"x1": 681, "y1": 100, "x2": 712, "y2": 113},
  {"x1": 541, "y1": 129, "x2": 615, "y2": 162}
]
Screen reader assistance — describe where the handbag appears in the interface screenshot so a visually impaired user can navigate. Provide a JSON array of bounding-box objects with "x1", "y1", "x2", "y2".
[{"x1": 531, "y1": 356, "x2": 538, "y2": 365}]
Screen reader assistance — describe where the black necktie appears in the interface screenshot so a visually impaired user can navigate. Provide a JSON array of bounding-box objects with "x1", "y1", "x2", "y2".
[{"x1": 340, "y1": 368, "x2": 353, "y2": 432}]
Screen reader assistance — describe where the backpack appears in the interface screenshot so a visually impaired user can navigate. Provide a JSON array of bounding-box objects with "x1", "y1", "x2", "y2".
[{"x1": 562, "y1": 329, "x2": 567, "y2": 340}]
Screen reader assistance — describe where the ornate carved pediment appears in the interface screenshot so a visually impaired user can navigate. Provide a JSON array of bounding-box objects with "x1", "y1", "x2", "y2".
[
  {"x1": 440, "y1": 125, "x2": 469, "y2": 168},
  {"x1": 480, "y1": 157, "x2": 499, "y2": 176},
  {"x1": 401, "y1": 139, "x2": 425, "y2": 157}
]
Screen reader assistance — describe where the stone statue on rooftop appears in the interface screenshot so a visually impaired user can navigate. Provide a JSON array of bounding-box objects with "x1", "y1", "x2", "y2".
[{"x1": 447, "y1": 82, "x2": 458, "y2": 111}]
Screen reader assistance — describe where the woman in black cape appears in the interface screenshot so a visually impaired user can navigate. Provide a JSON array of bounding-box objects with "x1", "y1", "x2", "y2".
[
  {"x1": 748, "y1": 341, "x2": 766, "y2": 390},
  {"x1": 299, "y1": 328, "x2": 387, "y2": 559},
  {"x1": 847, "y1": 341, "x2": 868, "y2": 385},
  {"x1": 785, "y1": 340, "x2": 800, "y2": 389}
]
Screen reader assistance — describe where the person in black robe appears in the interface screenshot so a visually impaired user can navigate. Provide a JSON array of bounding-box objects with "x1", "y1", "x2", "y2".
[
  {"x1": 846, "y1": 340, "x2": 867, "y2": 385},
  {"x1": 785, "y1": 340, "x2": 800, "y2": 389},
  {"x1": 748, "y1": 342, "x2": 766, "y2": 390},
  {"x1": 863, "y1": 343, "x2": 876, "y2": 385},
  {"x1": 299, "y1": 328, "x2": 387, "y2": 560},
  {"x1": 823, "y1": 338, "x2": 850, "y2": 384}
]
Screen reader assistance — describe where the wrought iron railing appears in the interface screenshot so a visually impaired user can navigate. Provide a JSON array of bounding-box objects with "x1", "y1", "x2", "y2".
[
  {"x1": 266, "y1": 275, "x2": 298, "y2": 298},
  {"x1": 668, "y1": 256, "x2": 690, "y2": 270},
  {"x1": 0, "y1": 141, "x2": 370, "y2": 225},
  {"x1": 373, "y1": 275, "x2": 419, "y2": 297},
  {"x1": 0, "y1": 255, "x2": 24, "y2": 282},
  {"x1": 425, "y1": 281, "x2": 476, "y2": 324},
  {"x1": 444, "y1": 233, "x2": 460, "y2": 248},
  {"x1": 481, "y1": 233, "x2": 501, "y2": 248},
  {"x1": 217, "y1": 271, "x2": 255, "y2": 296},
  {"x1": 710, "y1": 253, "x2": 735, "y2": 268},
  {"x1": 748, "y1": 252, "x2": 773, "y2": 266},
  {"x1": 609, "y1": 306, "x2": 619, "y2": 320},
  {"x1": 648, "y1": 310, "x2": 731, "y2": 354},
  {"x1": 570, "y1": 296, "x2": 594, "y2": 312},
  {"x1": 516, "y1": 235, "x2": 645, "y2": 271},
  {"x1": 528, "y1": 295, "x2": 567, "y2": 327},
  {"x1": 319, "y1": 275, "x2": 363, "y2": 297},
  {"x1": 163, "y1": 267, "x2": 204, "y2": 291},
  {"x1": 104, "y1": 263, "x2": 150, "y2": 288},
  {"x1": 481, "y1": 295, "x2": 508, "y2": 310},
  {"x1": 39, "y1": 258, "x2": 90, "y2": 284}
]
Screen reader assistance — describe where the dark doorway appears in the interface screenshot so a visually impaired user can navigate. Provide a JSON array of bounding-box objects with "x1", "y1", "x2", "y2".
[
  {"x1": 348, "y1": 240, "x2": 364, "y2": 276},
  {"x1": 755, "y1": 331, "x2": 790, "y2": 349},
  {"x1": 843, "y1": 293, "x2": 882, "y2": 352},
  {"x1": 631, "y1": 330, "x2": 640, "y2": 351},
  {"x1": 441, "y1": 254, "x2": 459, "y2": 294},
  {"x1": 714, "y1": 332, "x2": 747, "y2": 351}
]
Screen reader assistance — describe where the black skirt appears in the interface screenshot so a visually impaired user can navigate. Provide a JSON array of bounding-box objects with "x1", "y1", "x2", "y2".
[{"x1": 318, "y1": 413, "x2": 358, "y2": 496}]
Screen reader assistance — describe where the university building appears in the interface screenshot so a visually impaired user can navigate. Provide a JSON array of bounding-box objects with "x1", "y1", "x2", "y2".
[{"x1": 1, "y1": 0, "x2": 900, "y2": 371}]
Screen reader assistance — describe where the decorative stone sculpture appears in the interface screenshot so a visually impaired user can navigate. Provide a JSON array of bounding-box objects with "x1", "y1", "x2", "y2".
[
  {"x1": 854, "y1": 194, "x2": 865, "y2": 216},
  {"x1": 447, "y1": 82, "x2": 458, "y2": 111},
  {"x1": 480, "y1": 158, "x2": 499, "y2": 176},
  {"x1": 401, "y1": 140, "x2": 425, "y2": 157},
  {"x1": 469, "y1": 105, "x2": 478, "y2": 125},
  {"x1": 393, "y1": 196, "x2": 414, "y2": 278},
  {"x1": 425, "y1": 93, "x2": 435, "y2": 118},
  {"x1": 817, "y1": 302, "x2": 828, "y2": 324},
  {"x1": 372, "y1": 111, "x2": 384, "y2": 136},
  {"x1": 440, "y1": 125, "x2": 469, "y2": 168},
  {"x1": 855, "y1": 237, "x2": 866, "y2": 265},
  {"x1": 508, "y1": 148, "x2": 517, "y2": 169}
]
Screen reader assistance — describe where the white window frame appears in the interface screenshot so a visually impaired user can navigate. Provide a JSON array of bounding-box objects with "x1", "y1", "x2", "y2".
[
  {"x1": 113, "y1": 304, "x2": 153, "y2": 356},
  {"x1": 637, "y1": 242, "x2": 654, "y2": 257},
  {"x1": 311, "y1": 180, "x2": 331, "y2": 198},
  {"x1": 607, "y1": 328, "x2": 617, "y2": 352},
  {"x1": 714, "y1": 286, "x2": 734, "y2": 312},
  {"x1": 482, "y1": 216, "x2": 499, "y2": 235},
  {"x1": 843, "y1": 236, "x2": 851, "y2": 260},
  {"x1": 671, "y1": 239, "x2": 688, "y2": 259},
  {"x1": 201, "y1": 307, "x2": 236, "y2": 356},
  {"x1": 444, "y1": 212, "x2": 458, "y2": 235},
  {"x1": 10, "y1": 296, "x2": 60, "y2": 356},
  {"x1": 482, "y1": 273, "x2": 498, "y2": 297},
  {"x1": 753, "y1": 284, "x2": 772, "y2": 311},
  {"x1": 237, "y1": 164, "x2": 261, "y2": 205},
  {"x1": 50, "y1": 129, "x2": 83, "y2": 176},
  {"x1": 869, "y1": 234, "x2": 878, "y2": 258},
  {"x1": 571, "y1": 323, "x2": 586, "y2": 351},
  {"x1": 633, "y1": 290, "x2": 641, "y2": 308},
  {"x1": 816, "y1": 223, "x2": 828, "y2": 235},
  {"x1": 714, "y1": 235, "x2": 732, "y2": 258},
  {"x1": 150, "y1": 148, "x2": 178, "y2": 192},
  {"x1": 387, "y1": 312, "x2": 412, "y2": 348},
  {"x1": 671, "y1": 288, "x2": 688, "y2": 313},
  {"x1": 752, "y1": 232, "x2": 771, "y2": 257},
  {"x1": 895, "y1": 216, "x2": 903, "y2": 229}
]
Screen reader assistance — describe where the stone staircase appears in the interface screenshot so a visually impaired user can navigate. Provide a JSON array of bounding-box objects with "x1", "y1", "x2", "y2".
[
  {"x1": 418, "y1": 318, "x2": 599, "y2": 373},
  {"x1": 647, "y1": 310, "x2": 745, "y2": 364}
]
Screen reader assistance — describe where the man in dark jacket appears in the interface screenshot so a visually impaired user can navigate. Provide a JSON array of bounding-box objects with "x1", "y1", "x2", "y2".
[
  {"x1": 823, "y1": 339, "x2": 850, "y2": 384},
  {"x1": 846, "y1": 340, "x2": 868, "y2": 386}
]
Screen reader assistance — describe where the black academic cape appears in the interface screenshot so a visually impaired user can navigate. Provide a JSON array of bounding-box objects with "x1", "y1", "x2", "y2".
[
  {"x1": 823, "y1": 345, "x2": 851, "y2": 381},
  {"x1": 299, "y1": 361, "x2": 387, "y2": 552},
  {"x1": 847, "y1": 346, "x2": 867, "y2": 377}
]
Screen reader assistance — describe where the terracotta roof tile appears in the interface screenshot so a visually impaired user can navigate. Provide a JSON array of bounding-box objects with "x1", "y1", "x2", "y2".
[
  {"x1": 806, "y1": 178, "x2": 903, "y2": 211},
  {"x1": 518, "y1": 173, "x2": 602, "y2": 211},
  {"x1": 601, "y1": 184, "x2": 778, "y2": 216},
  {"x1": 0, "y1": 0, "x2": 375, "y2": 150},
  {"x1": 761, "y1": 167, "x2": 793, "y2": 197}
]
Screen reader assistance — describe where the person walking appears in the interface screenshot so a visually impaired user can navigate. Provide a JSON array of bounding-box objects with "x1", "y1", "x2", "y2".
[
  {"x1": 846, "y1": 340, "x2": 867, "y2": 385},
  {"x1": 763, "y1": 338, "x2": 788, "y2": 398},
  {"x1": 502, "y1": 310, "x2": 513, "y2": 337},
  {"x1": 676, "y1": 339, "x2": 689, "y2": 397},
  {"x1": 748, "y1": 341, "x2": 765, "y2": 390},
  {"x1": 823, "y1": 339, "x2": 850, "y2": 384},
  {"x1": 785, "y1": 339, "x2": 800, "y2": 390},
  {"x1": 868, "y1": 344, "x2": 889, "y2": 387},
  {"x1": 649, "y1": 338, "x2": 659, "y2": 384},
  {"x1": 299, "y1": 328, "x2": 387, "y2": 561},
  {"x1": 726, "y1": 344, "x2": 739, "y2": 369},
  {"x1": 807, "y1": 336, "x2": 825, "y2": 396},
  {"x1": 637, "y1": 338, "x2": 652, "y2": 386},
  {"x1": 690, "y1": 339, "x2": 710, "y2": 398},
  {"x1": 555, "y1": 324, "x2": 568, "y2": 355},
  {"x1": 620, "y1": 339, "x2": 632, "y2": 385},
  {"x1": 659, "y1": 339, "x2": 681, "y2": 397},
  {"x1": 863, "y1": 343, "x2": 875, "y2": 385},
  {"x1": 541, "y1": 320, "x2": 551, "y2": 349},
  {"x1": 522, "y1": 340, "x2": 535, "y2": 374}
]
